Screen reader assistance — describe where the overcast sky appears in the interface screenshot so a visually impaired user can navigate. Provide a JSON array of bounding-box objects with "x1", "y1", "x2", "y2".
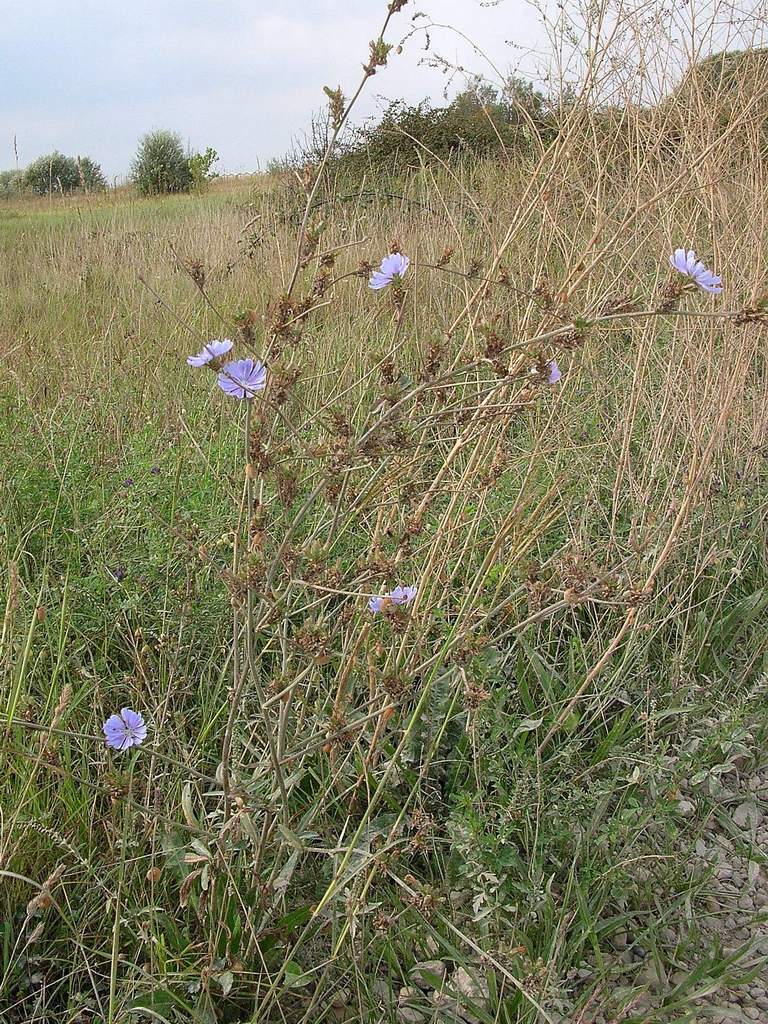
[{"x1": 1, "y1": 0, "x2": 553, "y2": 180}]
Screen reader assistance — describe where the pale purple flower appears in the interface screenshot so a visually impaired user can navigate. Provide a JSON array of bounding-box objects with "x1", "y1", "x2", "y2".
[
  {"x1": 369, "y1": 584, "x2": 418, "y2": 613},
  {"x1": 187, "y1": 338, "x2": 234, "y2": 367},
  {"x1": 369, "y1": 253, "x2": 410, "y2": 290},
  {"x1": 217, "y1": 358, "x2": 267, "y2": 400},
  {"x1": 669, "y1": 248, "x2": 722, "y2": 294},
  {"x1": 547, "y1": 359, "x2": 562, "y2": 384},
  {"x1": 103, "y1": 708, "x2": 147, "y2": 751}
]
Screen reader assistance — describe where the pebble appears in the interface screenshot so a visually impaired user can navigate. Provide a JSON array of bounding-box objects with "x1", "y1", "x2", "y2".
[
  {"x1": 397, "y1": 986, "x2": 424, "y2": 1024},
  {"x1": 451, "y1": 967, "x2": 488, "y2": 1001},
  {"x1": 410, "y1": 961, "x2": 447, "y2": 991},
  {"x1": 733, "y1": 800, "x2": 760, "y2": 828},
  {"x1": 396, "y1": 1008, "x2": 424, "y2": 1024}
]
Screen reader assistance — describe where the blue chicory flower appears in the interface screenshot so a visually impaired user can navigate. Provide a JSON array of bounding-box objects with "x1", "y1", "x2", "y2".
[
  {"x1": 547, "y1": 359, "x2": 562, "y2": 384},
  {"x1": 669, "y1": 248, "x2": 722, "y2": 294},
  {"x1": 369, "y1": 253, "x2": 410, "y2": 290},
  {"x1": 369, "y1": 584, "x2": 418, "y2": 614},
  {"x1": 187, "y1": 338, "x2": 234, "y2": 367},
  {"x1": 217, "y1": 358, "x2": 267, "y2": 400},
  {"x1": 103, "y1": 708, "x2": 147, "y2": 751}
]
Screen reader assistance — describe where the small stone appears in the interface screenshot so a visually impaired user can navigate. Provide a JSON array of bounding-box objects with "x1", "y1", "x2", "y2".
[
  {"x1": 637, "y1": 960, "x2": 666, "y2": 994},
  {"x1": 612, "y1": 931, "x2": 628, "y2": 950},
  {"x1": 733, "y1": 801, "x2": 760, "y2": 828},
  {"x1": 396, "y1": 1008, "x2": 424, "y2": 1023},
  {"x1": 451, "y1": 967, "x2": 488, "y2": 1002},
  {"x1": 397, "y1": 987, "x2": 425, "y2": 1023},
  {"x1": 676, "y1": 799, "x2": 695, "y2": 817},
  {"x1": 410, "y1": 961, "x2": 447, "y2": 991},
  {"x1": 372, "y1": 980, "x2": 394, "y2": 1004}
]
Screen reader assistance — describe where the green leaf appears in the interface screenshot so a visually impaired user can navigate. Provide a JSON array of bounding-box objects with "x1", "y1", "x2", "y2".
[
  {"x1": 284, "y1": 960, "x2": 312, "y2": 989},
  {"x1": 513, "y1": 716, "x2": 542, "y2": 737}
]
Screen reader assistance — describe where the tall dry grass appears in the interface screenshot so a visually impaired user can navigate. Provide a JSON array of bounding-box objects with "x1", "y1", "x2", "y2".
[{"x1": 1, "y1": 2, "x2": 768, "y2": 1022}]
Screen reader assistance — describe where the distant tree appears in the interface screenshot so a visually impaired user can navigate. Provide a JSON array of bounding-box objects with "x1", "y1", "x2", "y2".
[
  {"x1": 74, "y1": 156, "x2": 107, "y2": 192},
  {"x1": 132, "y1": 130, "x2": 192, "y2": 195},
  {"x1": 0, "y1": 169, "x2": 24, "y2": 199},
  {"x1": 24, "y1": 152, "x2": 79, "y2": 195},
  {"x1": 23, "y1": 152, "x2": 106, "y2": 195},
  {"x1": 188, "y1": 146, "x2": 219, "y2": 194},
  {"x1": 500, "y1": 73, "x2": 549, "y2": 122}
]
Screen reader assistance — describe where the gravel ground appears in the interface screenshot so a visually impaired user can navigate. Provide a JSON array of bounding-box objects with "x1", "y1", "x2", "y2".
[
  {"x1": 385, "y1": 746, "x2": 768, "y2": 1024},
  {"x1": 679, "y1": 763, "x2": 768, "y2": 1023}
]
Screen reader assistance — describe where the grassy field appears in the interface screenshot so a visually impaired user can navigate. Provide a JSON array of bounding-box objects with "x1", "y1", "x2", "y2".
[{"x1": 2, "y1": 35, "x2": 768, "y2": 1024}]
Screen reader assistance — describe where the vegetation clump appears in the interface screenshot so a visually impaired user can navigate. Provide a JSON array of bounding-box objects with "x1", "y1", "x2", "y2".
[
  {"x1": 22, "y1": 151, "x2": 106, "y2": 195},
  {"x1": 131, "y1": 129, "x2": 193, "y2": 195}
]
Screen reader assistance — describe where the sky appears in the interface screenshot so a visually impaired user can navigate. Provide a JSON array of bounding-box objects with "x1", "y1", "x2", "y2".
[{"x1": 1, "y1": 0, "x2": 552, "y2": 181}]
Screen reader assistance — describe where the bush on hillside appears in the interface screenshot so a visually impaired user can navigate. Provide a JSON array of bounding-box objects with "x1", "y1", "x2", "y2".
[
  {"x1": 132, "y1": 130, "x2": 192, "y2": 196},
  {"x1": 335, "y1": 75, "x2": 556, "y2": 179},
  {"x1": 0, "y1": 170, "x2": 24, "y2": 199},
  {"x1": 74, "y1": 156, "x2": 108, "y2": 192},
  {"x1": 23, "y1": 152, "x2": 106, "y2": 195},
  {"x1": 188, "y1": 146, "x2": 220, "y2": 194}
]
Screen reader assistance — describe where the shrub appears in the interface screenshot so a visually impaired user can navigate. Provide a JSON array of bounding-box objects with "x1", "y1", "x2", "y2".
[
  {"x1": 132, "y1": 130, "x2": 192, "y2": 196},
  {"x1": 24, "y1": 152, "x2": 78, "y2": 195},
  {"x1": 74, "y1": 156, "x2": 107, "y2": 192},
  {"x1": 188, "y1": 146, "x2": 219, "y2": 194},
  {"x1": 332, "y1": 75, "x2": 555, "y2": 181},
  {"x1": 0, "y1": 169, "x2": 24, "y2": 199},
  {"x1": 23, "y1": 152, "x2": 106, "y2": 195}
]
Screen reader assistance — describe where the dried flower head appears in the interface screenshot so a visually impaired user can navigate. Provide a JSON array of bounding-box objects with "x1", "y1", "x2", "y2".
[
  {"x1": 187, "y1": 338, "x2": 234, "y2": 367},
  {"x1": 669, "y1": 248, "x2": 723, "y2": 294},
  {"x1": 103, "y1": 708, "x2": 147, "y2": 751},
  {"x1": 369, "y1": 253, "x2": 409, "y2": 291},
  {"x1": 217, "y1": 358, "x2": 267, "y2": 399}
]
